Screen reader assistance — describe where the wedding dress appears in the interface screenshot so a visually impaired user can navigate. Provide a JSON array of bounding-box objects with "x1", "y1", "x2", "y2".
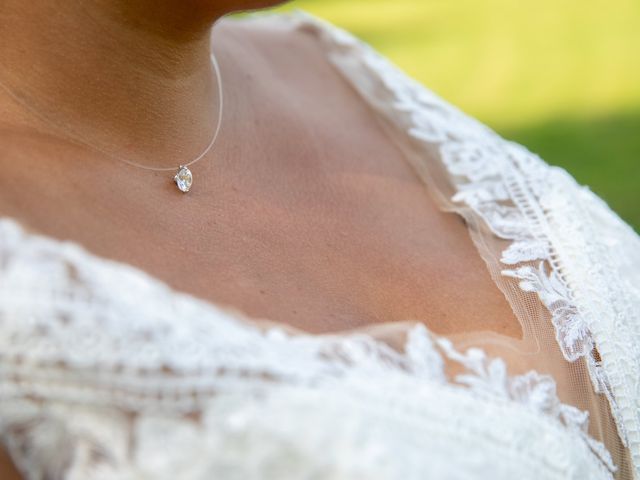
[{"x1": 1, "y1": 10, "x2": 639, "y2": 480}]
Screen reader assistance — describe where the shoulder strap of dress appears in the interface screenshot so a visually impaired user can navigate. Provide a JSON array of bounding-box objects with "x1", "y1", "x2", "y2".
[{"x1": 262, "y1": 10, "x2": 640, "y2": 473}]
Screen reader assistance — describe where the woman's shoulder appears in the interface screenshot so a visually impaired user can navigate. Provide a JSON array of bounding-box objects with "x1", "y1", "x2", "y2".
[
  {"x1": 246, "y1": 10, "x2": 639, "y2": 248},
  {"x1": 232, "y1": 10, "x2": 640, "y2": 465}
]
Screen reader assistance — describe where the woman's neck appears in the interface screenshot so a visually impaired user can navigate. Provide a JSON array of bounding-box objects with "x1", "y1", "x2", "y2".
[{"x1": 0, "y1": 0, "x2": 229, "y2": 167}]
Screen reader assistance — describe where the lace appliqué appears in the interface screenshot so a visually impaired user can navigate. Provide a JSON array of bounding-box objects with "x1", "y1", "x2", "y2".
[
  {"x1": 300, "y1": 13, "x2": 630, "y2": 451},
  {"x1": 502, "y1": 261, "x2": 591, "y2": 362},
  {"x1": 364, "y1": 45, "x2": 595, "y2": 367},
  {"x1": 0, "y1": 254, "x2": 618, "y2": 479},
  {"x1": 289, "y1": 12, "x2": 640, "y2": 472},
  {"x1": 435, "y1": 334, "x2": 615, "y2": 473}
]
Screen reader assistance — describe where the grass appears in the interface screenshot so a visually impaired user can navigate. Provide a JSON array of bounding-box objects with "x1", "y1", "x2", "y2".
[{"x1": 271, "y1": 0, "x2": 640, "y2": 230}]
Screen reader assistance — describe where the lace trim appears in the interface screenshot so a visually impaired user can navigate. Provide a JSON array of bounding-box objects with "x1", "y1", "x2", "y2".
[
  {"x1": 288, "y1": 11, "x2": 632, "y2": 455},
  {"x1": 363, "y1": 35, "x2": 596, "y2": 364},
  {"x1": 434, "y1": 332, "x2": 616, "y2": 473},
  {"x1": 541, "y1": 175, "x2": 640, "y2": 471},
  {"x1": 287, "y1": 10, "x2": 640, "y2": 475},
  {"x1": 0, "y1": 238, "x2": 617, "y2": 478}
]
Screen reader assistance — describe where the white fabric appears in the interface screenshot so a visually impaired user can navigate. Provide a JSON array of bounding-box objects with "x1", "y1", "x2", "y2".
[{"x1": 1, "y1": 10, "x2": 638, "y2": 480}]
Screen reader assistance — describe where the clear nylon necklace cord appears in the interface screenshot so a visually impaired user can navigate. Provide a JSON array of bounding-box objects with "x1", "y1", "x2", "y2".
[{"x1": 0, "y1": 49, "x2": 224, "y2": 173}]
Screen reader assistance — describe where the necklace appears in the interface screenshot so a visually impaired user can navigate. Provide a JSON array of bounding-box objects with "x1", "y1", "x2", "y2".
[{"x1": 0, "y1": 51, "x2": 224, "y2": 194}]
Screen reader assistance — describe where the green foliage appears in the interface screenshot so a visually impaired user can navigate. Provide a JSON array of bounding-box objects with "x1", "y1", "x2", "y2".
[{"x1": 274, "y1": 0, "x2": 640, "y2": 229}]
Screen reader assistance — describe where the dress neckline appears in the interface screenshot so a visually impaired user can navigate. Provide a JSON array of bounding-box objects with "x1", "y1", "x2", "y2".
[{"x1": 1, "y1": 10, "x2": 637, "y2": 475}]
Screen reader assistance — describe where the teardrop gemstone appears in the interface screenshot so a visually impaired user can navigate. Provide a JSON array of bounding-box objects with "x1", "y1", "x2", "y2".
[{"x1": 174, "y1": 166, "x2": 193, "y2": 193}]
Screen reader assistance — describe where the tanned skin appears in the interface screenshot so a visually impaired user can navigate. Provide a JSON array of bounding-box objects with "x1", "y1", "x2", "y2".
[{"x1": 0, "y1": 1, "x2": 521, "y2": 477}]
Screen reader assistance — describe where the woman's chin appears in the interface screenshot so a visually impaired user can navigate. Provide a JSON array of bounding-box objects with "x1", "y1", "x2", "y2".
[{"x1": 204, "y1": 0, "x2": 291, "y2": 15}]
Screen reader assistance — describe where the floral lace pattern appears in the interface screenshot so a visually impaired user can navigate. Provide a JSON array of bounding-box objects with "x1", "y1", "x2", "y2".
[
  {"x1": 436, "y1": 335, "x2": 615, "y2": 472},
  {"x1": 291, "y1": 11, "x2": 639, "y2": 473},
  {"x1": 328, "y1": 19, "x2": 594, "y2": 364},
  {"x1": 1, "y1": 9, "x2": 638, "y2": 480},
  {"x1": 503, "y1": 262, "x2": 592, "y2": 362},
  {"x1": 0, "y1": 215, "x2": 617, "y2": 477}
]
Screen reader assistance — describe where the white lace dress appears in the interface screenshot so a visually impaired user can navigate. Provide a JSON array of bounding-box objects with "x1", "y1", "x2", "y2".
[{"x1": 1, "y1": 10, "x2": 639, "y2": 480}]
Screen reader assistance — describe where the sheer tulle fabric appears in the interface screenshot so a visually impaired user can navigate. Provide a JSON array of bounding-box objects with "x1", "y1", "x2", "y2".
[{"x1": 0, "y1": 10, "x2": 638, "y2": 480}]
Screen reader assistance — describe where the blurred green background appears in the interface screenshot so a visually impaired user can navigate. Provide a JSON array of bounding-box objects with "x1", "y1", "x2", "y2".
[{"x1": 274, "y1": 0, "x2": 640, "y2": 230}]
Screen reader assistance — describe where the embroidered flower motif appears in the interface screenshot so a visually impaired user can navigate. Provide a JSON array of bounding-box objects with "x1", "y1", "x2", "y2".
[
  {"x1": 440, "y1": 141, "x2": 505, "y2": 182},
  {"x1": 502, "y1": 262, "x2": 593, "y2": 362},
  {"x1": 500, "y1": 238, "x2": 549, "y2": 265},
  {"x1": 434, "y1": 335, "x2": 616, "y2": 474},
  {"x1": 450, "y1": 179, "x2": 510, "y2": 205}
]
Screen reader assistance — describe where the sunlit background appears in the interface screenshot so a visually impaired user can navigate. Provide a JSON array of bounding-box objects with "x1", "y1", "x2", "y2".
[{"x1": 272, "y1": 0, "x2": 640, "y2": 230}]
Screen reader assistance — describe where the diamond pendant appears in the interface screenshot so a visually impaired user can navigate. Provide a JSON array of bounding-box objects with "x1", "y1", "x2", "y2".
[{"x1": 174, "y1": 165, "x2": 193, "y2": 193}]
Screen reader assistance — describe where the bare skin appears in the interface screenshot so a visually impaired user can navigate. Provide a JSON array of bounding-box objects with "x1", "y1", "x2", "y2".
[{"x1": 0, "y1": 1, "x2": 523, "y2": 477}]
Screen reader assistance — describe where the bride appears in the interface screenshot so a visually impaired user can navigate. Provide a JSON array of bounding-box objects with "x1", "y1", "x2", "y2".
[{"x1": 0, "y1": 0, "x2": 638, "y2": 479}]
